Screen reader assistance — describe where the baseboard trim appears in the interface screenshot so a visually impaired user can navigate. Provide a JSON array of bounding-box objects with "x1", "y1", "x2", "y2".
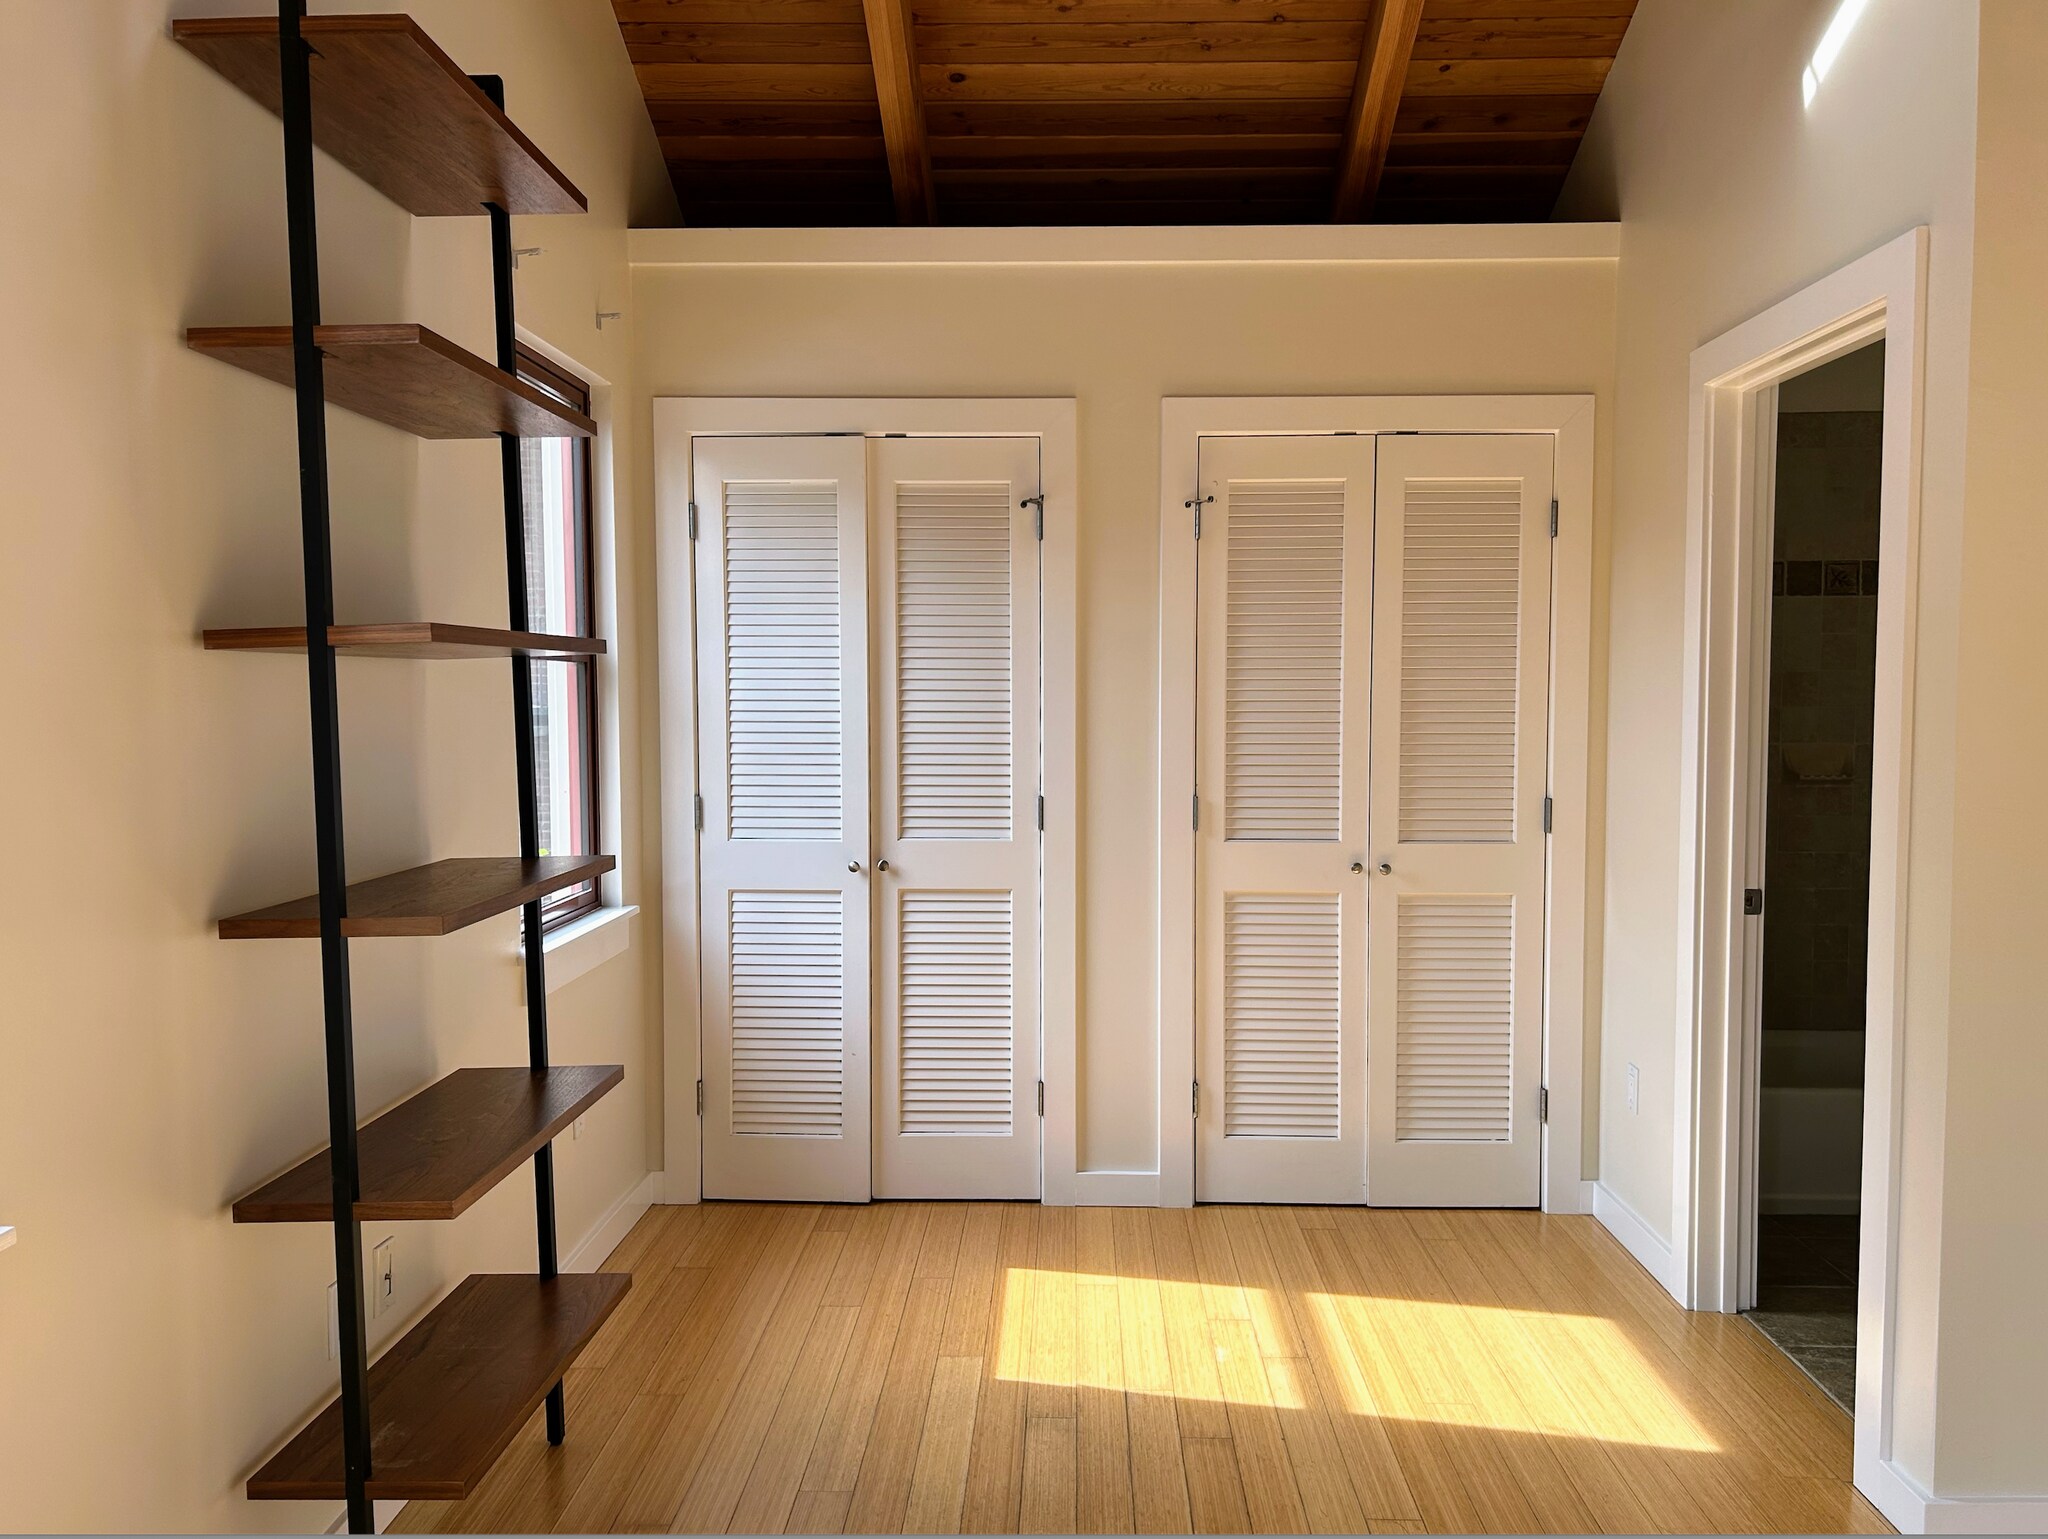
[
  {"x1": 565, "y1": 1169, "x2": 661, "y2": 1274},
  {"x1": 1859, "y1": 1452, "x2": 2048, "y2": 1535},
  {"x1": 1591, "y1": 1180, "x2": 1684, "y2": 1300}
]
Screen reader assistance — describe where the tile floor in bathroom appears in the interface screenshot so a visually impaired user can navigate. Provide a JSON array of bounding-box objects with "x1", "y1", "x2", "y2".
[{"x1": 1746, "y1": 1213, "x2": 1860, "y2": 1411}]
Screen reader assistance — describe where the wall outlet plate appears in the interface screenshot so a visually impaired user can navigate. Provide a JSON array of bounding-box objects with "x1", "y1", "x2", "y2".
[
  {"x1": 371, "y1": 1237, "x2": 395, "y2": 1319},
  {"x1": 1626, "y1": 1062, "x2": 1641, "y2": 1115}
]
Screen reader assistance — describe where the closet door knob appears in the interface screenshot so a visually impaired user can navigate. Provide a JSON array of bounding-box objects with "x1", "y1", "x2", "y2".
[
  {"x1": 1350, "y1": 862, "x2": 1365, "y2": 874},
  {"x1": 876, "y1": 859, "x2": 891, "y2": 872},
  {"x1": 1377, "y1": 861, "x2": 1393, "y2": 876},
  {"x1": 848, "y1": 860, "x2": 863, "y2": 874}
]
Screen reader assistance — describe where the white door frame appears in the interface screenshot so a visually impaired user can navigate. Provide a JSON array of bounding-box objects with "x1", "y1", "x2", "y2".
[
  {"x1": 1157, "y1": 396, "x2": 1597, "y2": 1211},
  {"x1": 1671, "y1": 230, "x2": 1927, "y2": 1513},
  {"x1": 654, "y1": 398, "x2": 1079, "y2": 1204}
]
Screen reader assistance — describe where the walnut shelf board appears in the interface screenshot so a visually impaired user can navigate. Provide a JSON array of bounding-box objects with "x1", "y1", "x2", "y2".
[
  {"x1": 185, "y1": 325, "x2": 595, "y2": 441},
  {"x1": 218, "y1": 855, "x2": 615, "y2": 939},
  {"x1": 246, "y1": 1271, "x2": 629, "y2": 1502},
  {"x1": 204, "y1": 622, "x2": 606, "y2": 661},
  {"x1": 233, "y1": 1065, "x2": 624, "y2": 1224},
  {"x1": 172, "y1": 15, "x2": 585, "y2": 217}
]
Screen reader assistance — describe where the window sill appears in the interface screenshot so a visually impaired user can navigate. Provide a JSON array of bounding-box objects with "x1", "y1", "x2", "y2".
[{"x1": 514, "y1": 904, "x2": 638, "y2": 1003}]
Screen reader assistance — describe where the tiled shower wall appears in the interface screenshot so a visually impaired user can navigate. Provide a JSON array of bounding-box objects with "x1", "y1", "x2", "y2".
[{"x1": 1763, "y1": 409, "x2": 1883, "y2": 1081}]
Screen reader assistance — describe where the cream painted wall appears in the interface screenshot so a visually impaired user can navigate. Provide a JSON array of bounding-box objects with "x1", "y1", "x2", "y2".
[
  {"x1": 628, "y1": 249, "x2": 1616, "y2": 1183},
  {"x1": 0, "y1": 2, "x2": 673, "y2": 1531},
  {"x1": 1931, "y1": 0, "x2": 2048, "y2": 1496},
  {"x1": 1555, "y1": 0, "x2": 2048, "y2": 1506}
]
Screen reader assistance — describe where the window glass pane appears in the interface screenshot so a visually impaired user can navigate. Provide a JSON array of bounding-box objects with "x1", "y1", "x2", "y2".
[{"x1": 517, "y1": 354, "x2": 599, "y2": 929}]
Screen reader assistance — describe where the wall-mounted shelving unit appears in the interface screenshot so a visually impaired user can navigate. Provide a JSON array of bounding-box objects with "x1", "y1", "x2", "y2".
[{"x1": 175, "y1": 7, "x2": 624, "y2": 1530}]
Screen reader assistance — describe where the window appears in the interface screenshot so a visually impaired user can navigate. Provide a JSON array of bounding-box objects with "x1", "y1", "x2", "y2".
[{"x1": 516, "y1": 347, "x2": 600, "y2": 931}]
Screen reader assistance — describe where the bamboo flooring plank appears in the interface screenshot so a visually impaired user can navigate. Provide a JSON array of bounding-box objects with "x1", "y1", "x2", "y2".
[
  {"x1": 1258, "y1": 1355, "x2": 1367, "y2": 1536},
  {"x1": 1019, "y1": 1416, "x2": 1079, "y2": 1535},
  {"x1": 606, "y1": 1207, "x2": 824, "y2": 1531},
  {"x1": 1250, "y1": 1207, "x2": 1416, "y2": 1522},
  {"x1": 916, "y1": 1202, "x2": 967, "y2": 1278},
  {"x1": 783, "y1": 1488, "x2": 852, "y2": 1533},
  {"x1": 724, "y1": 1304, "x2": 861, "y2": 1535},
  {"x1": 819, "y1": 1204, "x2": 889, "y2": 1307},
  {"x1": 1301, "y1": 1225, "x2": 1482, "y2": 1533},
  {"x1": 1028, "y1": 1205, "x2": 1079, "y2": 1419},
  {"x1": 1215, "y1": 1207, "x2": 1302, "y2": 1360},
  {"x1": 669, "y1": 1227, "x2": 851, "y2": 1532},
  {"x1": 1207, "y1": 1316, "x2": 1308, "y2": 1534},
  {"x1": 1146, "y1": 1209, "x2": 1232, "y2": 1442},
  {"x1": 940, "y1": 1204, "x2": 1004, "y2": 1358},
  {"x1": 806, "y1": 1204, "x2": 932, "y2": 1492},
  {"x1": 1109, "y1": 1208, "x2": 1192, "y2": 1535},
  {"x1": 1074, "y1": 1280, "x2": 1133, "y2": 1534},
  {"x1": 639, "y1": 1206, "x2": 777, "y2": 1393},
  {"x1": 959, "y1": 1204, "x2": 1038, "y2": 1533},
  {"x1": 1180, "y1": 1436, "x2": 1251, "y2": 1535},
  {"x1": 844, "y1": 1275, "x2": 953, "y2": 1533},
  {"x1": 902, "y1": 1354, "x2": 985, "y2": 1534}
]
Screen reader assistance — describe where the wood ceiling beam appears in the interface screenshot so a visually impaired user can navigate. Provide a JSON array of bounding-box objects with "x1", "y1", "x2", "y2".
[
  {"x1": 861, "y1": 0, "x2": 935, "y2": 223},
  {"x1": 1331, "y1": 0, "x2": 1427, "y2": 222}
]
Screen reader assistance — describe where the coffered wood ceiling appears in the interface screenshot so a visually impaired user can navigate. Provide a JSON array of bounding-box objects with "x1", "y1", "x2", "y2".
[{"x1": 613, "y1": 0, "x2": 1635, "y2": 227}]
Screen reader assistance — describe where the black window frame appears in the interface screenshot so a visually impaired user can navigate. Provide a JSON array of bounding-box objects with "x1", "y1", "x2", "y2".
[{"x1": 515, "y1": 345, "x2": 602, "y2": 933}]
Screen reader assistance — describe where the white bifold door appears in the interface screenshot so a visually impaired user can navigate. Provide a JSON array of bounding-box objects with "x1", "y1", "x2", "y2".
[
  {"x1": 1195, "y1": 436, "x2": 1377, "y2": 1203},
  {"x1": 1365, "y1": 434, "x2": 1552, "y2": 1206},
  {"x1": 694, "y1": 433, "x2": 1042, "y2": 1202},
  {"x1": 1195, "y1": 431, "x2": 1553, "y2": 1207}
]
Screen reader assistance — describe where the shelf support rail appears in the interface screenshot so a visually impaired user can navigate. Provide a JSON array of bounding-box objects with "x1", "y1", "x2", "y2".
[
  {"x1": 277, "y1": 1, "x2": 374, "y2": 1530},
  {"x1": 474, "y1": 72, "x2": 567, "y2": 1449}
]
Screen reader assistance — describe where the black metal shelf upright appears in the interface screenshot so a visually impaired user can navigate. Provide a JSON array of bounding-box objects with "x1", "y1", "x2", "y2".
[{"x1": 184, "y1": 5, "x2": 625, "y2": 1531}]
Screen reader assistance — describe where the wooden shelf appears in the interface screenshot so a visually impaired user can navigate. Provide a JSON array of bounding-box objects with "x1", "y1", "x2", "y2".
[
  {"x1": 233, "y1": 1066, "x2": 623, "y2": 1223},
  {"x1": 186, "y1": 324, "x2": 594, "y2": 441},
  {"x1": 172, "y1": 16, "x2": 585, "y2": 218},
  {"x1": 205, "y1": 622, "x2": 605, "y2": 661},
  {"x1": 247, "y1": 1271, "x2": 628, "y2": 1501},
  {"x1": 219, "y1": 855, "x2": 615, "y2": 939}
]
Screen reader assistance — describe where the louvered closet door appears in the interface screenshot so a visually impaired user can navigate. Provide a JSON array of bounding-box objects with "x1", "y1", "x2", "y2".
[
  {"x1": 1195, "y1": 435, "x2": 1375, "y2": 1203},
  {"x1": 694, "y1": 436, "x2": 872, "y2": 1201},
  {"x1": 871, "y1": 438, "x2": 1042, "y2": 1198},
  {"x1": 1365, "y1": 434, "x2": 1552, "y2": 1207}
]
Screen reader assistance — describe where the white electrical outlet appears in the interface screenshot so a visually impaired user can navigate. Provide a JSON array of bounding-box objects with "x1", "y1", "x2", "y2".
[
  {"x1": 326, "y1": 1280, "x2": 339, "y2": 1360},
  {"x1": 371, "y1": 1237, "x2": 396, "y2": 1318},
  {"x1": 1626, "y1": 1062, "x2": 1641, "y2": 1115}
]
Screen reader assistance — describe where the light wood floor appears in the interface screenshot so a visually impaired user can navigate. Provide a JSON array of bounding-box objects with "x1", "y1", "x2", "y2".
[{"x1": 392, "y1": 1202, "x2": 1892, "y2": 1535}]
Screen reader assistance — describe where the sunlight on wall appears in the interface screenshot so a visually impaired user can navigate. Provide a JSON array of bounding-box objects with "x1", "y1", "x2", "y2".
[
  {"x1": 985, "y1": 1265, "x2": 1721, "y2": 1454},
  {"x1": 1804, "y1": 0, "x2": 1873, "y2": 105}
]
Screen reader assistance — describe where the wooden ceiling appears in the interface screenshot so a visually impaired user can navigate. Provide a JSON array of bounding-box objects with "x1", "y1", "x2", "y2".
[{"x1": 612, "y1": 0, "x2": 1636, "y2": 227}]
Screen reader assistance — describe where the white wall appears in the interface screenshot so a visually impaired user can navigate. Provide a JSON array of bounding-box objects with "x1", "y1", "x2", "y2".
[
  {"x1": 627, "y1": 237, "x2": 1617, "y2": 1188},
  {"x1": 1561, "y1": 0, "x2": 2048, "y2": 1507},
  {"x1": 0, "y1": 2, "x2": 674, "y2": 1531}
]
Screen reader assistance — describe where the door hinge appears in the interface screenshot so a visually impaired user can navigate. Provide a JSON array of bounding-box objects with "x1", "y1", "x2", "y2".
[
  {"x1": 1744, "y1": 887, "x2": 1765, "y2": 916},
  {"x1": 695, "y1": 1078, "x2": 704, "y2": 1117},
  {"x1": 1037, "y1": 1080, "x2": 1046, "y2": 1117},
  {"x1": 1184, "y1": 492, "x2": 1213, "y2": 538},
  {"x1": 693, "y1": 792, "x2": 704, "y2": 832},
  {"x1": 1191, "y1": 793, "x2": 1200, "y2": 831},
  {"x1": 1192, "y1": 1079, "x2": 1200, "y2": 1118},
  {"x1": 1543, "y1": 794, "x2": 1553, "y2": 834},
  {"x1": 1539, "y1": 1085, "x2": 1549, "y2": 1123},
  {"x1": 1549, "y1": 498, "x2": 1559, "y2": 538},
  {"x1": 1037, "y1": 793, "x2": 1046, "y2": 832},
  {"x1": 688, "y1": 500, "x2": 698, "y2": 540},
  {"x1": 1021, "y1": 493, "x2": 1044, "y2": 540}
]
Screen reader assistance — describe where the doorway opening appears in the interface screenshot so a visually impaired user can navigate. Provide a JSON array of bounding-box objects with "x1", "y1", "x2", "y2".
[{"x1": 1745, "y1": 340, "x2": 1885, "y2": 1411}]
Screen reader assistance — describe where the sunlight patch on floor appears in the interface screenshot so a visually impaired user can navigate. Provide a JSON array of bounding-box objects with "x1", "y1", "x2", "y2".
[{"x1": 984, "y1": 1264, "x2": 1719, "y2": 1453}]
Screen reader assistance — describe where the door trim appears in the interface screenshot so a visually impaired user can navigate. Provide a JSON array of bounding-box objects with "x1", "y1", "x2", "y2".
[
  {"x1": 1158, "y1": 396, "x2": 1597, "y2": 1211},
  {"x1": 1672, "y1": 229, "x2": 1927, "y2": 1524},
  {"x1": 653, "y1": 398, "x2": 1079, "y2": 1204}
]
